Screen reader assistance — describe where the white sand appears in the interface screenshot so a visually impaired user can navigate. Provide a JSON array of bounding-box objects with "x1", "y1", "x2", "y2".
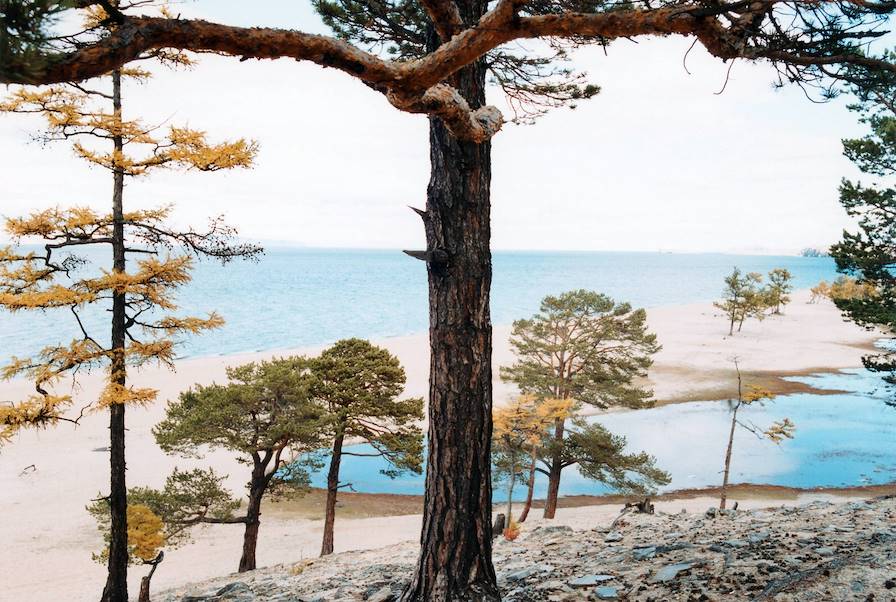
[{"x1": 0, "y1": 290, "x2": 883, "y2": 601}]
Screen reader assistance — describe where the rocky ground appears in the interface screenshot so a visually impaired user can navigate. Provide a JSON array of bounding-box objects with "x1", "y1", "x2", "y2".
[{"x1": 157, "y1": 497, "x2": 896, "y2": 601}]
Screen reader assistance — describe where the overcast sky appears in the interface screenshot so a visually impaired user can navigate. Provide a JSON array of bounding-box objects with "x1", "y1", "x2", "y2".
[{"x1": 0, "y1": 2, "x2": 871, "y2": 254}]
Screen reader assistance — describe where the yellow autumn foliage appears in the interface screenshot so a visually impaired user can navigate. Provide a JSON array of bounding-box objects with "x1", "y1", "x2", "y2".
[
  {"x1": 127, "y1": 505, "x2": 166, "y2": 562},
  {"x1": 743, "y1": 385, "x2": 775, "y2": 405},
  {"x1": 83, "y1": 256, "x2": 194, "y2": 308},
  {"x1": 494, "y1": 395, "x2": 572, "y2": 447},
  {"x1": 97, "y1": 382, "x2": 159, "y2": 408},
  {"x1": 0, "y1": 394, "x2": 72, "y2": 443},
  {"x1": 0, "y1": 286, "x2": 95, "y2": 311},
  {"x1": 0, "y1": 24, "x2": 256, "y2": 445}
]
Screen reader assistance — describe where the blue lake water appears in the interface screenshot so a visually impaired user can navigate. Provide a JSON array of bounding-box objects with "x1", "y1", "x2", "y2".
[
  {"x1": 307, "y1": 369, "x2": 896, "y2": 498},
  {"x1": 2, "y1": 247, "x2": 892, "y2": 494},
  {"x1": 0, "y1": 247, "x2": 841, "y2": 360}
]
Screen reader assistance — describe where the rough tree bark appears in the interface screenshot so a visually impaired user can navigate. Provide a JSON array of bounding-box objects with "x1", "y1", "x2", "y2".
[
  {"x1": 543, "y1": 418, "x2": 565, "y2": 519},
  {"x1": 401, "y1": 5, "x2": 499, "y2": 598},
  {"x1": 321, "y1": 429, "x2": 345, "y2": 556},
  {"x1": 101, "y1": 67, "x2": 129, "y2": 602},
  {"x1": 239, "y1": 468, "x2": 266, "y2": 573}
]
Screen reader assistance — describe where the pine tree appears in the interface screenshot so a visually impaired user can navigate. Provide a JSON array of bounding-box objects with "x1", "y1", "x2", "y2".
[
  {"x1": 0, "y1": 11, "x2": 257, "y2": 598},
  {"x1": 501, "y1": 289, "x2": 661, "y2": 519},
  {"x1": 766, "y1": 268, "x2": 794, "y2": 315},
  {"x1": 830, "y1": 80, "x2": 896, "y2": 398},
  {"x1": 714, "y1": 268, "x2": 765, "y2": 335},
  {"x1": 5, "y1": 2, "x2": 896, "y2": 598},
  {"x1": 309, "y1": 338, "x2": 424, "y2": 556},
  {"x1": 153, "y1": 357, "x2": 324, "y2": 572}
]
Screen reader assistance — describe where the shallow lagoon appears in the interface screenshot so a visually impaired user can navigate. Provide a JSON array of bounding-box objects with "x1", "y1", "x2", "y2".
[{"x1": 308, "y1": 369, "x2": 896, "y2": 499}]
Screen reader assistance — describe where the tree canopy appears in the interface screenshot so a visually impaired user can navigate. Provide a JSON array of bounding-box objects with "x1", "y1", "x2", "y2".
[
  {"x1": 560, "y1": 422, "x2": 670, "y2": 494},
  {"x1": 2, "y1": 1, "x2": 896, "y2": 141},
  {"x1": 309, "y1": 338, "x2": 423, "y2": 555},
  {"x1": 830, "y1": 81, "x2": 896, "y2": 395},
  {"x1": 154, "y1": 357, "x2": 325, "y2": 572},
  {"x1": 502, "y1": 289, "x2": 661, "y2": 410},
  {"x1": 501, "y1": 289, "x2": 661, "y2": 518}
]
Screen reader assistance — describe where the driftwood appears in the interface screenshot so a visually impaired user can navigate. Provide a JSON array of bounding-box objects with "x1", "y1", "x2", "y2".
[{"x1": 625, "y1": 497, "x2": 655, "y2": 515}]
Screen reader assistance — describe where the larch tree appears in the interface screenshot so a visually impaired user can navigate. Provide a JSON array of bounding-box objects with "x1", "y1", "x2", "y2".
[
  {"x1": 718, "y1": 359, "x2": 795, "y2": 509},
  {"x1": 491, "y1": 396, "x2": 537, "y2": 527},
  {"x1": 515, "y1": 397, "x2": 571, "y2": 523},
  {"x1": 6, "y1": 1, "x2": 896, "y2": 599},
  {"x1": 766, "y1": 268, "x2": 794, "y2": 315},
  {"x1": 87, "y1": 468, "x2": 239, "y2": 602},
  {"x1": 153, "y1": 357, "x2": 325, "y2": 573},
  {"x1": 500, "y1": 289, "x2": 661, "y2": 519},
  {"x1": 830, "y1": 78, "x2": 896, "y2": 398},
  {"x1": 0, "y1": 16, "x2": 258, "y2": 601},
  {"x1": 309, "y1": 338, "x2": 424, "y2": 557},
  {"x1": 492, "y1": 395, "x2": 571, "y2": 524},
  {"x1": 87, "y1": 502, "x2": 166, "y2": 602}
]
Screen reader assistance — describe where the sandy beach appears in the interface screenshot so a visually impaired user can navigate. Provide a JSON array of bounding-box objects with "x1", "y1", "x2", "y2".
[{"x1": 0, "y1": 289, "x2": 886, "y2": 601}]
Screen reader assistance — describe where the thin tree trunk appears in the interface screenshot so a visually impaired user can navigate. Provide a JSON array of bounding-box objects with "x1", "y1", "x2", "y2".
[
  {"x1": 720, "y1": 368, "x2": 743, "y2": 511},
  {"x1": 401, "y1": 12, "x2": 499, "y2": 600},
  {"x1": 320, "y1": 429, "x2": 345, "y2": 556},
  {"x1": 138, "y1": 577, "x2": 151, "y2": 602},
  {"x1": 720, "y1": 404, "x2": 738, "y2": 510},
  {"x1": 543, "y1": 418, "x2": 565, "y2": 519},
  {"x1": 239, "y1": 476, "x2": 265, "y2": 572},
  {"x1": 505, "y1": 455, "x2": 515, "y2": 524},
  {"x1": 138, "y1": 559, "x2": 161, "y2": 602},
  {"x1": 101, "y1": 67, "x2": 128, "y2": 602},
  {"x1": 517, "y1": 446, "x2": 538, "y2": 523}
]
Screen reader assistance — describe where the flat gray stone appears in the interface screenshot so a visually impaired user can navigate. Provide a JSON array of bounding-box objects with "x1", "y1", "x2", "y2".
[
  {"x1": 814, "y1": 546, "x2": 836, "y2": 557},
  {"x1": 748, "y1": 531, "x2": 770, "y2": 544},
  {"x1": 604, "y1": 531, "x2": 623, "y2": 542},
  {"x1": 649, "y1": 561, "x2": 697, "y2": 583},
  {"x1": 595, "y1": 586, "x2": 619, "y2": 599},
  {"x1": 568, "y1": 574, "x2": 615, "y2": 587},
  {"x1": 633, "y1": 546, "x2": 656, "y2": 560}
]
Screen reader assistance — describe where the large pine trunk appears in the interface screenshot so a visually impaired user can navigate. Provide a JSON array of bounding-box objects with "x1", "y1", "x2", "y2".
[
  {"x1": 401, "y1": 9, "x2": 499, "y2": 599},
  {"x1": 101, "y1": 68, "x2": 129, "y2": 602},
  {"x1": 320, "y1": 431, "x2": 345, "y2": 556},
  {"x1": 239, "y1": 478, "x2": 264, "y2": 572},
  {"x1": 542, "y1": 419, "x2": 565, "y2": 519}
]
